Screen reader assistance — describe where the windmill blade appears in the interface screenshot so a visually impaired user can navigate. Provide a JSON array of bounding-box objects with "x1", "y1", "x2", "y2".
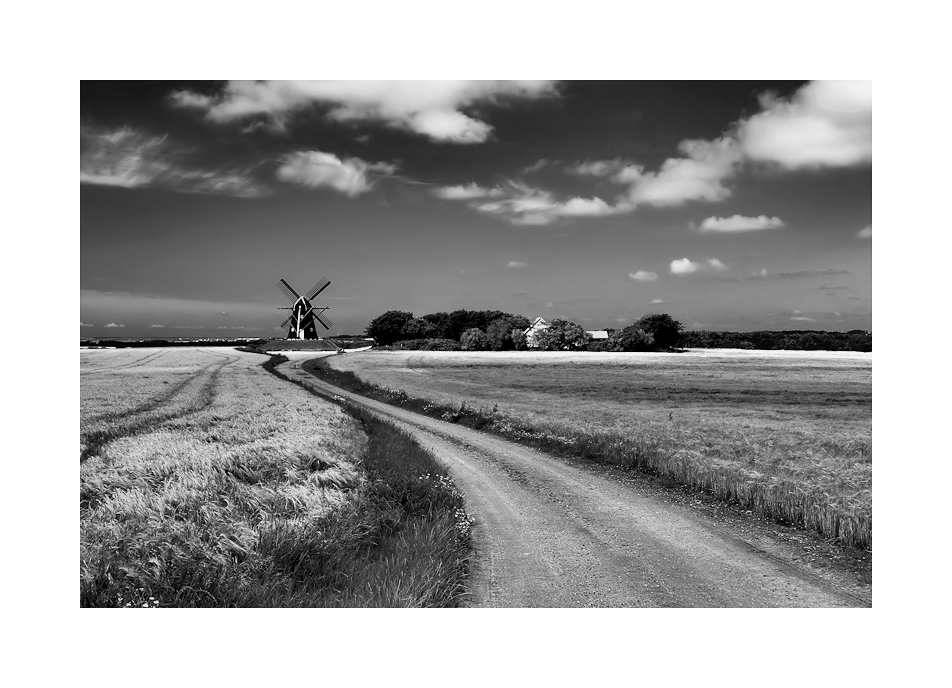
[
  {"x1": 315, "y1": 312, "x2": 333, "y2": 330},
  {"x1": 276, "y1": 279, "x2": 300, "y2": 302},
  {"x1": 305, "y1": 277, "x2": 330, "y2": 300},
  {"x1": 280, "y1": 314, "x2": 292, "y2": 329}
]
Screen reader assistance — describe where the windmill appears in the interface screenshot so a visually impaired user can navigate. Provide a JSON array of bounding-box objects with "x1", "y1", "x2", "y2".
[{"x1": 276, "y1": 277, "x2": 333, "y2": 339}]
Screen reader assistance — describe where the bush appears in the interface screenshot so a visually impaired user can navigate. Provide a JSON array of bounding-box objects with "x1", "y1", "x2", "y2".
[
  {"x1": 460, "y1": 328, "x2": 490, "y2": 351},
  {"x1": 392, "y1": 338, "x2": 460, "y2": 351},
  {"x1": 610, "y1": 326, "x2": 654, "y2": 352},
  {"x1": 585, "y1": 339, "x2": 616, "y2": 352},
  {"x1": 486, "y1": 316, "x2": 531, "y2": 351},
  {"x1": 366, "y1": 311, "x2": 414, "y2": 346}
]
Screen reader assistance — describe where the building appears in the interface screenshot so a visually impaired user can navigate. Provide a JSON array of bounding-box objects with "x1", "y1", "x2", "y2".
[
  {"x1": 585, "y1": 330, "x2": 610, "y2": 340},
  {"x1": 523, "y1": 317, "x2": 550, "y2": 348}
]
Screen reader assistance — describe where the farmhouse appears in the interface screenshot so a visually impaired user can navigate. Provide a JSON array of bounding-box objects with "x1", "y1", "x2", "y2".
[
  {"x1": 523, "y1": 317, "x2": 550, "y2": 348},
  {"x1": 585, "y1": 330, "x2": 610, "y2": 340}
]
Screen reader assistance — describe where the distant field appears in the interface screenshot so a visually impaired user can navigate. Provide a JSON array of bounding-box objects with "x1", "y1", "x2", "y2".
[
  {"x1": 324, "y1": 348, "x2": 872, "y2": 548},
  {"x1": 80, "y1": 348, "x2": 471, "y2": 607}
]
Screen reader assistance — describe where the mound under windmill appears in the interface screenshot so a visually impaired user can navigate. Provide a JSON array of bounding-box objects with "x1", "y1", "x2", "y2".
[{"x1": 276, "y1": 277, "x2": 333, "y2": 339}]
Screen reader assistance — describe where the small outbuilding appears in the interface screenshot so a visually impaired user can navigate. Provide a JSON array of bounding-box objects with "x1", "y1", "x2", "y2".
[{"x1": 585, "y1": 330, "x2": 610, "y2": 340}]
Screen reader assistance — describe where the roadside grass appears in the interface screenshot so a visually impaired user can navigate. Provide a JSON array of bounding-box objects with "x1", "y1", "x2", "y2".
[
  {"x1": 304, "y1": 352, "x2": 872, "y2": 550},
  {"x1": 80, "y1": 348, "x2": 473, "y2": 607}
]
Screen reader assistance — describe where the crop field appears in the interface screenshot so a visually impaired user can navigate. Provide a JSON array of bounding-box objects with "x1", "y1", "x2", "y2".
[
  {"x1": 80, "y1": 347, "x2": 471, "y2": 607},
  {"x1": 322, "y1": 349, "x2": 872, "y2": 548}
]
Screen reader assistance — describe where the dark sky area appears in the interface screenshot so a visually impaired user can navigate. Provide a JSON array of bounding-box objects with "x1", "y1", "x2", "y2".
[{"x1": 80, "y1": 80, "x2": 871, "y2": 337}]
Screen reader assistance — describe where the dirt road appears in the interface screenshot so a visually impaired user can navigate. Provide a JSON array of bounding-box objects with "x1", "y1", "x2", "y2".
[{"x1": 278, "y1": 354, "x2": 871, "y2": 608}]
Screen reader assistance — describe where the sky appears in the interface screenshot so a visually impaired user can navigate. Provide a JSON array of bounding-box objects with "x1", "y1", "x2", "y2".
[{"x1": 80, "y1": 80, "x2": 871, "y2": 337}]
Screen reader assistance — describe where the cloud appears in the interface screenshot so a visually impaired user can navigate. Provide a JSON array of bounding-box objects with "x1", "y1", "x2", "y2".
[
  {"x1": 790, "y1": 316, "x2": 815, "y2": 322},
  {"x1": 80, "y1": 126, "x2": 269, "y2": 198},
  {"x1": 104, "y1": 323, "x2": 125, "y2": 328},
  {"x1": 432, "y1": 183, "x2": 504, "y2": 200},
  {"x1": 80, "y1": 321, "x2": 92, "y2": 327},
  {"x1": 150, "y1": 324, "x2": 166, "y2": 328},
  {"x1": 507, "y1": 261, "x2": 526, "y2": 268},
  {"x1": 857, "y1": 224, "x2": 872, "y2": 239},
  {"x1": 671, "y1": 257, "x2": 728, "y2": 275},
  {"x1": 777, "y1": 268, "x2": 851, "y2": 278},
  {"x1": 521, "y1": 159, "x2": 550, "y2": 174},
  {"x1": 819, "y1": 284, "x2": 848, "y2": 290},
  {"x1": 699, "y1": 214, "x2": 785, "y2": 232},
  {"x1": 276, "y1": 150, "x2": 396, "y2": 196},
  {"x1": 616, "y1": 137, "x2": 743, "y2": 207},
  {"x1": 650, "y1": 299, "x2": 665, "y2": 304},
  {"x1": 735, "y1": 81, "x2": 872, "y2": 168},
  {"x1": 566, "y1": 158, "x2": 632, "y2": 176},
  {"x1": 445, "y1": 180, "x2": 626, "y2": 226},
  {"x1": 169, "y1": 80, "x2": 558, "y2": 144},
  {"x1": 670, "y1": 258, "x2": 700, "y2": 274},
  {"x1": 629, "y1": 270, "x2": 658, "y2": 282}
]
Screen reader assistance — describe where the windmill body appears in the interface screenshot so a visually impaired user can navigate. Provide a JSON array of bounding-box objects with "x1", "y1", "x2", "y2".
[{"x1": 277, "y1": 277, "x2": 333, "y2": 340}]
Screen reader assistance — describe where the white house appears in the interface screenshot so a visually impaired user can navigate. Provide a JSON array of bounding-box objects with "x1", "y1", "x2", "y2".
[
  {"x1": 523, "y1": 317, "x2": 550, "y2": 348},
  {"x1": 585, "y1": 330, "x2": 610, "y2": 340}
]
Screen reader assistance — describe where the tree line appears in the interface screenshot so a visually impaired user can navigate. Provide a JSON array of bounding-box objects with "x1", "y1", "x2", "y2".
[{"x1": 364, "y1": 310, "x2": 685, "y2": 352}]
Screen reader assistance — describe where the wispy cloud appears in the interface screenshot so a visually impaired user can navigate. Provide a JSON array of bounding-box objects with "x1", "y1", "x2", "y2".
[
  {"x1": 507, "y1": 261, "x2": 526, "y2": 268},
  {"x1": 650, "y1": 298, "x2": 665, "y2": 304},
  {"x1": 790, "y1": 316, "x2": 816, "y2": 322},
  {"x1": 565, "y1": 158, "x2": 632, "y2": 177},
  {"x1": 521, "y1": 159, "x2": 550, "y2": 174},
  {"x1": 169, "y1": 80, "x2": 558, "y2": 144},
  {"x1": 432, "y1": 183, "x2": 504, "y2": 200},
  {"x1": 80, "y1": 321, "x2": 92, "y2": 327},
  {"x1": 104, "y1": 323, "x2": 125, "y2": 328},
  {"x1": 699, "y1": 214, "x2": 785, "y2": 232},
  {"x1": 857, "y1": 224, "x2": 872, "y2": 239},
  {"x1": 778, "y1": 268, "x2": 851, "y2": 278},
  {"x1": 276, "y1": 150, "x2": 396, "y2": 196},
  {"x1": 80, "y1": 126, "x2": 269, "y2": 198},
  {"x1": 629, "y1": 270, "x2": 658, "y2": 282},
  {"x1": 150, "y1": 324, "x2": 165, "y2": 328}
]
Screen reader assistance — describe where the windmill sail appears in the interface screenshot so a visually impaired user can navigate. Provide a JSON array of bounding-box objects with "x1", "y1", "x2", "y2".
[
  {"x1": 277, "y1": 279, "x2": 300, "y2": 302},
  {"x1": 305, "y1": 277, "x2": 330, "y2": 301},
  {"x1": 276, "y1": 276, "x2": 333, "y2": 339}
]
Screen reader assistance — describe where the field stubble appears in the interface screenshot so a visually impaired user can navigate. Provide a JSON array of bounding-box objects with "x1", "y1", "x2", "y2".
[{"x1": 320, "y1": 349, "x2": 872, "y2": 549}]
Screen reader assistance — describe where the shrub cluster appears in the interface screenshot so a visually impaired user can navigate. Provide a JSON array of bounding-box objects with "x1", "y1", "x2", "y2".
[{"x1": 681, "y1": 329, "x2": 871, "y2": 352}]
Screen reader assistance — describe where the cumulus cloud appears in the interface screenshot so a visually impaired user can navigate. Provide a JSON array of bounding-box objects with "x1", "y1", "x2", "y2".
[
  {"x1": 616, "y1": 137, "x2": 743, "y2": 207},
  {"x1": 671, "y1": 257, "x2": 728, "y2": 275},
  {"x1": 857, "y1": 224, "x2": 872, "y2": 238},
  {"x1": 150, "y1": 324, "x2": 166, "y2": 328},
  {"x1": 80, "y1": 321, "x2": 92, "y2": 327},
  {"x1": 670, "y1": 258, "x2": 700, "y2": 274},
  {"x1": 507, "y1": 261, "x2": 526, "y2": 268},
  {"x1": 699, "y1": 214, "x2": 785, "y2": 232},
  {"x1": 736, "y1": 81, "x2": 872, "y2": 168},
  {"x1": 650, "y1": 299, "x2": 665, "y2": 304},
  {"x1": 790, "y1": 316, "x2": 815, "y2": 322},
  {"x1": 169, "y1": 80, "x2": 558, "y2": 144},
  {"x1": 276, "y1": 150, "x2": 396, "y2": 196},
  {"x1": 629, "y1": 270, "x2": 658, "y2": 282},
  {"x1": 80, "y1": 126, "x2": 269, "y2": 198},
  {"x1": 104, "y1": 323, "x2": 125, "y2": 328}
]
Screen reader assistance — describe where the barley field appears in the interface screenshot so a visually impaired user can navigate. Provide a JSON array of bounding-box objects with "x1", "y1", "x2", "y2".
[
  {"x1": 80, "y1": 347, "x2": 471, "y2": 607},
  {"x1": 322, "y1": 348, "x2": 872, "y2": 548}
]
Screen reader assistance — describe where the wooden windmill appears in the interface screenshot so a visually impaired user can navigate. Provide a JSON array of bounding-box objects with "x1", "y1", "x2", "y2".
[{"x1": 277, "y1": 277, "x2": 333, "y2": 339}]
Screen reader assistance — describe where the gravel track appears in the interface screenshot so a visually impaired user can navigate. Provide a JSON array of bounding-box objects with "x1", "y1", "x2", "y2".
[{"x1": 278, "y1": 354, "x2": 871, "y2": 608}]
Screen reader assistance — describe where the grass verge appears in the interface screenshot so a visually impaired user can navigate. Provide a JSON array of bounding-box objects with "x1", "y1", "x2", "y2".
[
  {"x1": 303, "y1": 357, "x2": 871, "y2": 551},
  {"x1": 80, "y1": 350, "x2": 473, "y2": 607}
]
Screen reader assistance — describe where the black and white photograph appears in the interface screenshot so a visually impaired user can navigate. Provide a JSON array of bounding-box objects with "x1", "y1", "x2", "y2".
[{"x1": 80, "y1": 78, "x2": 872, "y2": 609}]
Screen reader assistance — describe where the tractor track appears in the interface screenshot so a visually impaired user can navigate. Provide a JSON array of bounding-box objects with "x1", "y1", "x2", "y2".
[{"x1": 278, "y1": 353, "x2": 871, "y2": 608}]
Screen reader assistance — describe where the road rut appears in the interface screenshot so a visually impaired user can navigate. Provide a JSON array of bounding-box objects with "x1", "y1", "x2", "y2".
[{"x1": 278, "y1": 355, "x2": 870, "y2": 608}]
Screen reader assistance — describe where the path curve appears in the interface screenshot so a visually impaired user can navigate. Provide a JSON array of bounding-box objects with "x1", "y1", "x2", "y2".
[{"x1": 278, "y1": 354, "x2": 870, "y2": 608}]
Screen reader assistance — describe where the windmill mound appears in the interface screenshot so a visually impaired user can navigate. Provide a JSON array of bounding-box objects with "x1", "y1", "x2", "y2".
[{"x1": 258, "y1": 338, "x2": 340, "y2": 352}]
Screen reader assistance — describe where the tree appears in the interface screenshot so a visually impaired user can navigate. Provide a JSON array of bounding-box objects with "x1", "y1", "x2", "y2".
[
  {"x1": 460, "y1": 328, "x2": 490, "y2": 351},
  {"x1": 511, "y1": 328, "x2": 528, "y2": 351},
  {"x1": 400, "y1": 317, "x2": 437, "y2": 341},
  {"x1": 534, "y1": 319, "x2": 589, "y2": 351},
  {"x1": 636, "y1": 313, "x2": 683, "y2": 350},
  {"x1": 610, "y1": 326, "x2": 654, "y2": 352},
  {"x1": 365, "y1": 310, "x2": 414, "y2": 345},
  {"x1": 486, "y1": 315, "x2": 530, "y2": 350}
]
